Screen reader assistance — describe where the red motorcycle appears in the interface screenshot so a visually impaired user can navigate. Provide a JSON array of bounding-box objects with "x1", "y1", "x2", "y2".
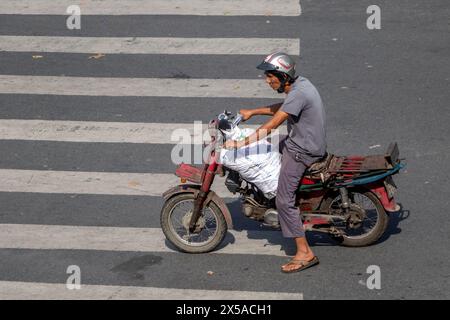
[{"x1": 161, "y1": 111, "x2": 405, "y2": 253}]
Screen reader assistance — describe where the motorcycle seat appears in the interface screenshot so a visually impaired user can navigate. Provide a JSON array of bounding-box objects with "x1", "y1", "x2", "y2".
[{"x1": 303, "y1": 153, "x2": 335, "y2": 183}]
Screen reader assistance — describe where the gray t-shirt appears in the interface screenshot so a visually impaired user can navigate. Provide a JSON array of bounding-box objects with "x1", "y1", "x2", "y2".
[{"x1": 280, "y1": 76, "x2": 327, "y2": 164}]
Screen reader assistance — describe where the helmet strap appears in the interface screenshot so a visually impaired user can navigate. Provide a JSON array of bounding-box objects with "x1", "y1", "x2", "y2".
[
  {"x1": 277, "y1": 76, "x2": 289, "y2": 93},
  {"x1": 266, "y1": 71, "x2": 293, "y2": 94}
]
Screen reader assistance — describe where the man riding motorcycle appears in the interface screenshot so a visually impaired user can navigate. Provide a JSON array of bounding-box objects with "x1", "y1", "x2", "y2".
[{"x1": 223, "y1": 52, "x2": 326, "y2": 273}]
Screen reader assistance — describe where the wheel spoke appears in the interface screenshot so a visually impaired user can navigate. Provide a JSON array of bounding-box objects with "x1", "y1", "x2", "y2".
[
  {"x1": 168, "y1": 199, "x2": 219, "y2": 247},
  {"x1": 328, "y1": 191, "x2": 382, "y2": 239}
]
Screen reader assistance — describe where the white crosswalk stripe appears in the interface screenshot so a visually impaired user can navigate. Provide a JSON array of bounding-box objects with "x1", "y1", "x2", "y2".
[
  {"x1": 0, "y1": 224, "x2": 293, "y2": 257},
  {"x1": 0, "y1": 119, "x2": 287, "y2": 144},
  {"x1": 0, "y1": 0, "x2": 301, "y2": 16},
  {"x1": 0, "y1": 75, "x2": 280, "y2": 98},
  {"x1": 0, "y1": 1, "x2": 304, "y2": 299},
  {"x1": 0, "y1": 169, "x2": 234, "y2": 197},
  {"x1": 0, "y1": 36, "x2": 300, "y2": 55},
  {"x1": 0, "y1": 281, "x2": 303, "y2": 300}
]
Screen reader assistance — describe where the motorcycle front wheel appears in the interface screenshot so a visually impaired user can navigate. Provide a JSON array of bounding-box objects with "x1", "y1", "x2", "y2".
[{"x1": 160, "y1": 193, "x2": 228, "y2": 253}]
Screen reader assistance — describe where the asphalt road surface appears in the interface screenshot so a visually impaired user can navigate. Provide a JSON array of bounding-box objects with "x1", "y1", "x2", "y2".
[{"x1": 0, "y1": 0, "x2": 449, "y2": 300}]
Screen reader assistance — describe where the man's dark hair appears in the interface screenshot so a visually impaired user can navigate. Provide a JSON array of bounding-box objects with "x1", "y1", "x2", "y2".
[{"x1": 265, "y1": 71, "x2": 298, "y2": 93}]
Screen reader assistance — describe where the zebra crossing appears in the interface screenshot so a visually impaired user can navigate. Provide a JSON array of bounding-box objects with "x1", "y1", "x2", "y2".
[
  {"x1": 0, "y1": 75, "x2": 282, "y2": 98},
  {"x1": 0, "y1": 281, "x2": 303, "y2": 300},
  {"x1": 0, "y1": 0, "x2": 303, "y2": 300},
  {"x1": 0, "y1": 119, "x2": 287, "y2": 143},
  {"x1": 0, "y1": 36, "x2": 299, "y2": 55},
  {"x1": 0, "y1": 168, "x2": 233, "y2": 197},
  {"x1": 0, "y1": 0, "x2": 301, "y2": 16},
  {"x1": 0, "y1": 224, "x2": 291, "y2": 257}
]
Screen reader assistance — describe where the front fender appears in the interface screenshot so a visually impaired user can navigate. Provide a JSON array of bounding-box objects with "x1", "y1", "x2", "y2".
[
  {"x1": 162, "y1": 184, "x2": 233, "y2": 229},
  {"x1": 162, "y1": 184, "x2": 201, "y2": 200}
]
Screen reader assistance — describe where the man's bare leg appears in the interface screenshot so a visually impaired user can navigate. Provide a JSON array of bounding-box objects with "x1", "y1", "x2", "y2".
[{"x1": 281, "y1": 237, "x2": 315, "y2": 272}]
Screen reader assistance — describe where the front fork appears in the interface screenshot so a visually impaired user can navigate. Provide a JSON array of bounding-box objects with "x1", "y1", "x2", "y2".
[{"x1": 189, "y1": 154, "x2": 219, "y2": 233}]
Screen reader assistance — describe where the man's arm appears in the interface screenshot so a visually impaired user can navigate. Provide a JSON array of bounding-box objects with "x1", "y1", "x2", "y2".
[
  {"x1": 227, "y1": 110, "x2": 288, "y2": 149},
  {"x1": 241, "y1": 102, "x2": 283, "y2": 119}
]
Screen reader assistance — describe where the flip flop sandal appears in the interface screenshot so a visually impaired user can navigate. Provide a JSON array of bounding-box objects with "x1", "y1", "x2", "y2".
[{"x1": 281, "y1": 256, "x2": 320, "y2": 273}]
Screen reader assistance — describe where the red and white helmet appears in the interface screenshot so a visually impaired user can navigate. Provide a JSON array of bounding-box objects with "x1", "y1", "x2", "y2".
[{"x1": 257, "y1": 52, "x2": 296, "y2": 79}]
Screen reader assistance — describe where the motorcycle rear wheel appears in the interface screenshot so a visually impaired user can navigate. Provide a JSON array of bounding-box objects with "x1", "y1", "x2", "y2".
[
  {"x1": 160, "y1": 193, "x2": 228, "y2": 253},
  {"x1": 320, "y1": 188, "x2": 389, "y2": 247}
]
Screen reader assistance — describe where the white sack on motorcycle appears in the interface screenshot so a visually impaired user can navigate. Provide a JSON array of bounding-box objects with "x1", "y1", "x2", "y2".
[{"x1": 219, "y1": 127, "x2": 281, "y2": 199}]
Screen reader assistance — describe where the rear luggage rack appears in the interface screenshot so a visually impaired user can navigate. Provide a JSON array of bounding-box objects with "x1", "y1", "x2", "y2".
[
  {"x1": 332, "y1": 142, "x2": 400, "y2": 173},
  {"x1": 385, "y1": 142, "x2": 400, "y2": 166},
  {"x1": 328, "y1": 142, "x2": 402, "y2": 184}
]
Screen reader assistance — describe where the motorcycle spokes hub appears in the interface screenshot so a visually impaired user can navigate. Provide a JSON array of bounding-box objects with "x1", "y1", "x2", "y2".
[
  {"x1": 345, "y1": 203, "x2": 366, "y2": 229},
  {"x1": 182, "y1": 210, "x2": 206, "y2": 234}
]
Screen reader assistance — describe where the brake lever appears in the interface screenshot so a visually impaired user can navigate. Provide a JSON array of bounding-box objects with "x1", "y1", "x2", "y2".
[{"x1": 232, "y1": 114, "x2": 243, "y2": 127}]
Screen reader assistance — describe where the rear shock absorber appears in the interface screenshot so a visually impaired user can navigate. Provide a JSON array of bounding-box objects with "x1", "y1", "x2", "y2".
[{"x1": 339, "y1": 187, "x2": 350, "y2": 210}]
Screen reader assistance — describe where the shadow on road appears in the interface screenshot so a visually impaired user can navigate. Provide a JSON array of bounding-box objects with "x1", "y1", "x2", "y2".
[
  {"x1": 162, "y1": 201, "x2": 409, "y2": 255},
  {"x1": 226, "y1": 200, "x2": 410, "y2": 252},
  {"x1": 377, "y1": 203, "x2": 410, "y2": 244}
]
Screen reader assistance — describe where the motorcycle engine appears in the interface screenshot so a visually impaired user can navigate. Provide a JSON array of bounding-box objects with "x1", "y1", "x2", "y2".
[{"x1": 225, "y1": 170, "x2": 241, "y2": 194}]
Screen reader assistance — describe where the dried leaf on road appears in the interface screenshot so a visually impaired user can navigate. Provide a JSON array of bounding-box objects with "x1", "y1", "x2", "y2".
[
  {"x1": 89, "y1": 53, "x2": 106, "y2": 60},
  {"x1": 128, "y1": 180, "x2": 141, "y2": 187}
]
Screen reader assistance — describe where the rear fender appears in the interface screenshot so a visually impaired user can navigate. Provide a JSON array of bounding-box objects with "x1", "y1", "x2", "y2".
[
  {"x1": 365, "y1": 181, "x2": 398, "y2": 212},
  {"x1": 162, "y1": 184, "x2": 233, "y2": 228}
]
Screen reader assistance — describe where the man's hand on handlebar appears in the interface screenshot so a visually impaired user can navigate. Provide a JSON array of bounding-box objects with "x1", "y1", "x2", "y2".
[{"x1": 239, "y1": 109, "x2": 253, "y2": 121}]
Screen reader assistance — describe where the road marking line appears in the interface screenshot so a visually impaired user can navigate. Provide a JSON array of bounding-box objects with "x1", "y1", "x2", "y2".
[
  {"x1": 0, "y1": 169, "x2": 235, "y2": 197},
  {"x1": 0, "y1": 281, "x2": 303, "y2": 300},
  {"x1": 0, "y1": 224, "x2": 293, "y2": 257},
  {"x1": 0, "y1": 75, "x2": 281, "y2": 98},
  {"x1": 0, "y1": 0, "x2": 301, "y2": 16},
  {"x1": 0, "y1": 36, "x2": 300, "y2": 56},
  {"x1": 0, "y1": 119, "x2": 287, "y2": 144}
]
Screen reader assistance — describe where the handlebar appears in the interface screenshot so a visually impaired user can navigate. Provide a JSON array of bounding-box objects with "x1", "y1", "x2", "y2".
[
  {"x1": 232, "y1": 114, "x2": 243, "y2": 127},
  {"x1": 214, "y1": 111, "x2": 242, "y2": 147},
  {"x1": 217, "y1": 110, "x2": 243, "y2": 129}
]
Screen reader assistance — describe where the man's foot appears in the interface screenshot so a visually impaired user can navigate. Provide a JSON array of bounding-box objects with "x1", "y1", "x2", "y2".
[{"x1": 281, "y1": 256, "x2": 319, "y2": 273}]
